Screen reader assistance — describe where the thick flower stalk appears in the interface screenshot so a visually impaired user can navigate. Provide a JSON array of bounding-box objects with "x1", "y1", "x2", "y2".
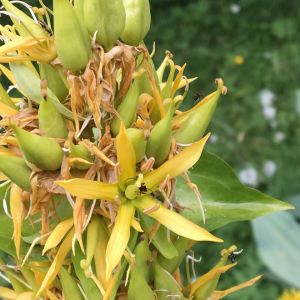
[{"x1": 0, "y1": 1, "x2": 264, "y2": 299}]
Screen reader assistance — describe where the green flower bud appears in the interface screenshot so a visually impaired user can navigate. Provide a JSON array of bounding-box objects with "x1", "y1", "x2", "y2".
[
  {"x1": 153, "y1": 259, "x2": 183, "y2": 300},
  {"x1": 53, "y1": 0, "x2": 91, "y2": 72},
  {"x1": 173, "y1": 79, "x2": 226, "y2": 144},
  {"x1": 69, "y1": 142, "x2": 94, "y2": 170},
  {"x1": 157, "y1": 236, "x2": 189, "y2": 275},
  {"x1": 40, "y1": 64, "x2": 69, "y2": 102},
  {"x1": 128, "y1": 264, "x2": 155, "y2": 300},
  {"x1": 139, "y1": 212, "x2": 178, "y2": 260},
  {"x1": 120, "y1": 0, "x2": 151, "y2": 46},
  {"x1": 58, "y1": 266, "x2": 85, "y2": 300},
  {"x1": 0, "y1": 83, "x2": 18, "y2": 110},
  {"x1": 111, "y1": 70, "x2": 145, "y2": 137},
  {"x1": 38, "y1": 79, "x2": 68, "y2": 139},
  {"x1": 83, "y1": 0, "x2": 126, "y2": 52},
  {"x1": 146, "y1": 101, "x2": 174, "y2": 165},
  {"x1": 8, "y1": 122, "x2": 64, "y2": 170},
  {"x1": 133, "y1": 237, "x2": 154, "y2": 284},
  {"x1": 0, "y1": 155, "x2": 31, "y2": 191},
  {"x1": 0, "y1": 0, "x2": 47, "y2": 38},
  {"x1": 126, "y1": 128, "x2": 147, "y2": 163}
]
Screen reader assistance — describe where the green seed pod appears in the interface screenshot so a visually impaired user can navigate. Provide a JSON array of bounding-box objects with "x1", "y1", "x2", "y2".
[
  {"x1": 120, "y1": 0, "x2": 151, "y2": 46},
  {"x1": 38, "y1": 80, "x2": 68, "y2": 139},
  {"x1": 0, "y1": 83, "x2": 17, "y2": 110},
  {"x1": 157, "y1": 236, "x2": 188, "y2": 275},
  {"x1": 40, "y1": 64, "x2": 69, "y2": 102},
  {"x1": 128, "y1": 264, "x2": 155, "y2": 300},
  {"x1": 83, "y1": 0, "x2": 126, "y2": 52},
  {"x1": 53, "y1": 0, "x2": 91, "y2": 72},
  {"x1": 80, "y1": 214, "x2": 102, "y2": 270},
  {"x1": 139, "y1": 212, "x2": 178, "y2": 260},
  {"x1": 69, "y1": 142, "x2": 94, "y2": 170},
  {"x1": 0, "y1": 156, "x2": 31, "y2": 191},
  {"x1": 133, "y1": 237, "x2": 154, "y2": 283},
  {"x1": 59, "y1": 266, "x2": 85, "y2": 300},
  {"x1": 111, "y1": 70, "x2": 145, "y2": 137},
  {"x1": 146, "y1": 102, "x2": 174, "y2": 165},
  {"x1": 153, "y1": 259, "x2": 183, "y2": 300},
  {"x1": 173, "y1": 83, "x2": 224, "y2": 144},
  {"x1": 0, "y1": 0, "x2": 47, "y2": 38},
  {"x1": 74, "y1": 0, "x2": 84, "y2": 17},
  {"x1": 9, "y1": 123, "x2": 64, "y2": 170}
]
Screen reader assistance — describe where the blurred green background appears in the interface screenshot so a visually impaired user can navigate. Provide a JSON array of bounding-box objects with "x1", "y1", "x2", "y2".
[{"x1": 1, "y1": 0, "x2": 300, "y2": 299}]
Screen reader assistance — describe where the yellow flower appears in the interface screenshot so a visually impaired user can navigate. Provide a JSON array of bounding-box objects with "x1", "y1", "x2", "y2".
[
  {"x1": 56, "y1": 122, "x2": 223, "y2": 279},
  {"x1": 235, "y1": 55, "x2": 244, "y2": 65},
  {"x1": 278, "y1": 289, "x2": 300, "y2": 300}
]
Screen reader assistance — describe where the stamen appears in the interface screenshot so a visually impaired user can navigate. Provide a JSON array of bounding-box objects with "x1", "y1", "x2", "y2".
[
  {"x1": 65, "y1": 191, "x2": 75, "y2": 208},
  {"x1": 233, "y1": 249, "x2": 243, "y2": 255},
  {"x1": 159, "y1": 174, "x2": 170, "y2": 191},
  {"x1": 0, "y1": 271, "x2": 11, "y2": 284},
  {"x1": 6, "y1": 85, "x2": 20, "y2": 93},
  {"x1": 72, "y1": 233, "x2": 77, "y2": 256},
  {"x1": 77, "y1": 283, "x2": 88, "y2": 300},
  {"x1": 92, "y1": 30, "x2": 98, "y2": 48},
  {"x1": 0, "y1": 11, "x2": 22, "y2": 24},
  {"x1": 141, "y1": 157, "x2": 155, "y2": 173},
  {"x1": 143, "y1": 204, "x2": 160, "y2": 214},
  {"x1": 125, "y1": 266, "x2": 131, "y2": 287},
  {"x1": 150, "y1": 42, "x2": 155, "y2": 58},
  {"x1": 82, "y1": 199, "x2": 97, "y2": 231},
  {"x1": 9, "y1": 1, "x2": 38, "y2": 23},
  {"x1": 186, "y1": 252, "x2": 202, "y2": 278}
]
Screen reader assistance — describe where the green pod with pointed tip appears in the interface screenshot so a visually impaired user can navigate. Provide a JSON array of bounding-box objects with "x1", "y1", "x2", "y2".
[
  {"x1": 59, "y1": 266, "x2": 85, "y2": 300},
  {"x1": 194, "y1": 252, "x2": 229, "y2": 300},
  {"x1": 126, "y1": 128, "x2": 147, "y2": 163},
  {"x1": 74, "y1": 0, "x2": 84, "y2": 17},
  {"x1": 128, "y1": 264, "x2": 155, "y2": 300},
  {"x1": 40, "y1": 64, "x2": 69, "y2": 102},
  {"x1": 83, "y1": 0, "x2": 125, "y2": 52},
  {"x1": 173, "y1": 88, "x2": 222, "y2": 144},
  {"x1": 153, "y1": 259, "x2": 183, "y2": 300},
  {"x1": 111, "y1": 73, "x2": 143, "y2": 137},
  {"x1": 69, "y1": 142, "x2": 94, "y2": 170},
  {"x1": 0, "y1": 0, "x2": 47, "y2": 38},
  {"x1": 120, "y1": 0, "x2": 151, "y2": 46},
  {"x1": 146, "y1": 102, "x2": 174, "y2": 165},
  {"x1": 157, "y1": 236, "x2": 188, "y2": 275},
  {"x1": 0, "y1": 156, "x2": 31, "y2": 191},
  {"x1": 0, "y1": 83, "x2": 17, "y2": 109},
  {"x1": 139, "y1": 212, "x2": 178, "y2": 260},
  {"x1": 133, "y1": 237, "x2": 154, "y2": 284},
  {"x1": 10, "y1": 123, "x2": 64, "y2": 170},
  {"x1": 53, "y1": 0, "x2": 91, "y2": 72},
  {"x1": 38, "y1": 96, "x2": 68, "y2": 139}
]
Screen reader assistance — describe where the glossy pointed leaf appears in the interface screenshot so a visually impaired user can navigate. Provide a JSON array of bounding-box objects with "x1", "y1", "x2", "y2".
[{"x1": 177, "y1": 150, "x2": 293, "y2": 231}]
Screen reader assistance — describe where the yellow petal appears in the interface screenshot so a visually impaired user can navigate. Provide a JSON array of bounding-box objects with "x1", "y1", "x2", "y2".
[
  {"x1": 36, "y1": 228, "x2": 75, "y2": 297},
  {"x1": 55, "y1": 179, "x2": 119, "y2": 202},
  {"x1": 131, "y1": 218, "x2": 144, "y2": 232},
  {"x1": 160, "y1": 76, "x2": 198, "y2": 91},
  {"x1": 144, "y1": 133, "x2": 210, "y2": 189},
  {"x1": 132, "y1": 196, "x2": 222, "y2": 243},
  {"x1": 171, "y1": 63, "x2": 186, "y2": 98},
  {"x1": 209, "y1": 275, "x2": 263, "y2": 300},
  {"x1": 105, "y1": 201, "x2": 135, "y2": 279},
  {"x1": 10, "y1": 183, "x2": 23, "y2": 259},
  {"x1": 42, "y1": 218, "x2": 74, "y2": 255},
  {"x1": 46, "y1": 289, "x2": 60, "y2": 300},
  {"x1": 0, "y1": 286, "x2": 18, "y2": 299},
  {"x1": 117, "y1": 122, "x2": 136, "y2": 186},
  {"x1": 190, "y1": 263, "x2": 236, "y2": 297},
  {"x1": 0, "y1": 101, "x2": 19, "y2": 117}
]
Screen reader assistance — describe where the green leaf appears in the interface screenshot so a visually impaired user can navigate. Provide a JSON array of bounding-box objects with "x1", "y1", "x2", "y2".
[
  {"x1": 252, "y1": 211, "x2": 300, "y2": 288},
  {"x1": 177, "y1": 150, "x2": 293, "y2": 231}
]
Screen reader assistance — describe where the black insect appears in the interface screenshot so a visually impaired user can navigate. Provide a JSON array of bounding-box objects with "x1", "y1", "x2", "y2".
[
  {"x1": 193, "y1": 91, "x2": 203, "y2": 101},
  {"x1": 38, "y1": 20, "x2": 53, "y2": 36},
  {"x1": 126, "y1": 178, "x2": 154, "y2": 197},
  {"x1": 229, "y1": 252, "x2": 236, "y2": 263}
]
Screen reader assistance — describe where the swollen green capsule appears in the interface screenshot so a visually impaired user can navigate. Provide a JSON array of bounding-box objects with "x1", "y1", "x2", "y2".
[
  {"x1": 0, "y1": 83, "x2": 17, "y2": 110},
  {"x1": 173, "y1": 80, "x2": 226, "y2": 144},
  {"x1": 69, "y1": 142, "x2": 94, "y2": 170},
  {"x1": 121, "y1": 0, "x2": 151, "y2": 46},
  {"x1": 38, "y1": 79, "x2": 68, "y2": 139},
  {"x1": 111, "y1": 70, "x2": 145, "y2": 137},
  {"x1": 83, "y1": 0, "x2": 125, "y2": 52},
  {"x1": 133, "y1": 237, "x2": 154, "y2": 283},
  {"x1": 157, "y1": 236, "x2": 188, "y2": 275},
  {"x1": 146, "y1": 101, "x2": 174, "y2": 165},
  {"x1": 153, "y1": 259, "x2": 183, "y2": 300},
  {"x1": 8, "y1": 122, "x2": 64, "y2": 170},
  {"x1": 53, "y1": 0, "x2": 91, "y2": 72},
  {"x1": 0, "y1": 156, "x2": 32, "y2": 191}
]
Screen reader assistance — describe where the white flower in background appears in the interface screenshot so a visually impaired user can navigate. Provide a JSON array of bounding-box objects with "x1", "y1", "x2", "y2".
[
  {"x1": 274, "y1": 131, "x2": 286, "y2": 143},
  {"x1": 263, "y1": 161, "x2": 277, "y2": 177},
  {"x1": 239, "y1": 167, "x2": 258, "y2": 187},
  {"x1": 260, "y1": 89, "x2": 276, "y2": 107},
  {"x1": 230, "y1": 4, "x2": 241, "y2": 14},
  {"x1": 270, "y1": 120, "x2": 278, "y2": 129},
  {"x1": 209, "y1": 133, "x2": 219, "y2": 143},
  {"x1": 263, "y1": 106, "x2": 277, "y2": 120}
]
